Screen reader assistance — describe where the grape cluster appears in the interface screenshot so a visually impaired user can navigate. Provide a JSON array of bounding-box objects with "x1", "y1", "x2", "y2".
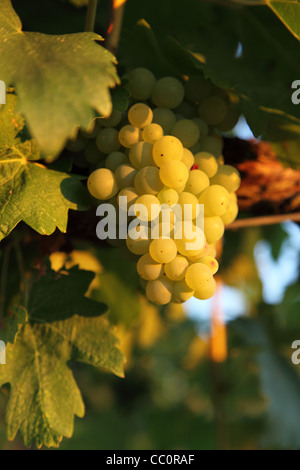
[{"x1": 86, "y1": 68, "x2": 241, "y2": 305}]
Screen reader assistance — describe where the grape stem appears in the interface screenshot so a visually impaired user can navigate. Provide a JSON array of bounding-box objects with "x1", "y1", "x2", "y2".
[
  {"x1": 106, "y1": 0, "x2": 127, "y2": 54},
  {"x1": 85, "y1": 0, "x2": 98, "y2": 32},
  {"x1": 226, "y1": 212, "x2": 300, "y2": 229}
]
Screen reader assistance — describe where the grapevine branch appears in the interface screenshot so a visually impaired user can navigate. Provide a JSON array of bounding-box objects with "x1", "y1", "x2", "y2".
[
  {"x1": 106, "y1": 0, "x2": 127, "y2": 54},
  {"x1": 227, "y1": 212, "x2": 300, "y2": 229},
  {"x1": 85, "y1": 0, "x2": 98, "y2": 32}
]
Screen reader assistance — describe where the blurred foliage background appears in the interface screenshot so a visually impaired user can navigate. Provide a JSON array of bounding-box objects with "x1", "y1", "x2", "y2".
[{"x1": 1, "y1": 0, "x2": 300, "y2": 450}]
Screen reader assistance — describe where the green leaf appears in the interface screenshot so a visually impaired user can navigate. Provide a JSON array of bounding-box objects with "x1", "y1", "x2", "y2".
[
  {"x1": 0, "y1": 266, "x2": 124, "y2": 448},
  {"x1": 267, "y1": 0, "x2": 300, "y2": 40},
  {"x1": 0, "y1": 94, "x2": 90, "y2": 241},
  {"x1": 0, "y1": 0, "x2": 119, "y2": 156},
  {"x1": 0, "y1": 306, "x2": 27, "y2": 344}
]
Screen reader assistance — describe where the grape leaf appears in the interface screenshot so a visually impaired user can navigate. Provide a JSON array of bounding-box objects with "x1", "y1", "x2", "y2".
[
  {"x1": 0, "y1": 0, "x2": 119, "y2": 156},
  {"x1": 0, "y1": 266, "x2": 124, "y2": 448},
  {"x1": 0, "y1": 306, "x2": 27, "y2": 345},
  {"x1": 0, "y1": 94, "x2": 90, "y2": 241},
  {"x1": 267, "y1": 0, "x2": 300, "y2": 40}
]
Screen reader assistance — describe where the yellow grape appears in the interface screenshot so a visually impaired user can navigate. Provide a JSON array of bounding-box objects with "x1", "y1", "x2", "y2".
[
  {"x1": 115, "y1": 164, "x2": 138, "y2": 189},
  {"x1": 194, "y1": 152, "x2": 218, "y2": 178},
  {"x1": 137, "y1": 253, "x2": 163, "y2": 280},
  {"x1": 146, "y1": 277, "x2": 173, "y2": 305},
  {"x1": 132, "y1": 194, "x2": 161, "y2": 221},
  {"x1": 157, "y1": 187, "x2": 179, "y2": 207},
  {"x1": 149, "y1": 238, "x2": 177, "y2": 263},
  {"x1": 181, "y1": 148, "x2": 195, "y2": 169},
  {"x1": 210, "y1": 164, "x2": 241, "y2": 193},
  {"x1": 87, "y1": 168, "x2": 119, "y2": 200},
  {"x1": 117, "y1": 187, "x2": 139, "y2": 210},
  {"x1": 159, "y1": 160, "x2": 189, "y2": 189},
  {"x1": 129, "y1": 142, "x2": 155, "y2": 169},
  {"x1": 198, "y1": 185, "x2": 229, "y2": 216},
  {"x1": 185, "y1": 263, "x2": 214, "y2": 291},
  {"x1": 174, "y1": 223, "x2": 206, "y2": 257},
  {"x1": 175, "y1": 192, "x2": 200, "y2": 220},
  {"x1": 194, "y1": 277, "x2": 217, "y2": 300},
  {"x1": 118, "y1": 125, "x2": 141, "y2": 148},
  {"x1": 153, "y1": 136, "x2": 183, "y2": 166},
  {"x1": 134, "y1": 166, "x2": 164, "y2": 195},
  {"x1": 126, "y1": 225, "x2": 151, "y2": 255},
  {"x1": 197, "y1": 256, "x2": 219, "y2": 275},
  {"x1": 204, "y1": 216, "x2": 225, "y2": 244},
  {"x1": 221, "y1": 198, "x2": 239, "y2": 225},
  {"x1": 128, "y1": 103, "x2": 153, "y2": 128},
  {"x1": 164, "y1": 255, "x2": 189, "y2": 281},
  {"x1": 173, "y1": 279, "x2": 194, "y2": 303},
  {"x1": 185, "y1": 169, "x2": 210, "y2": 197},
  {"x1": 142, "y1": 123, "x2": 164, "y2": 143}
]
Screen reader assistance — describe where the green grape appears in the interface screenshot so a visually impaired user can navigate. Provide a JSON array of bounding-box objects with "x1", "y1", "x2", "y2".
[
  {"x1": 197, "y1": 256, "x2": 219, "y2": 275},
  {"x1": 171, "y1": 119, "x2": 200, "y2": 148},
  {"x1": 149, "y1": 238, "x2": 177, "y2": 263},
  {"x1": 84, "y1": 141, "x2": 104, "y2": 164},
  {"x1": 181, "y1": 148, "x2": 195, "y2": 169},
  {"x1": 96, "y1": 127, "x2": 120, "y2": 154},
  {"x1": 142, "y1": 123, "x2": 164, "y2": 144},
  {"x1": 164, "y1": 255, "x2": 189, "y2": 281},
  {"x1": 117, "y1": 187, "x2": 139, "y2": 210},
  {"x1": 118, "y1": 125, "x2": 141, "y2": 148},
  {"x1": 194, "y1": 277, "x2": 217, "y2": 300},
  {"x1": 153, "y1": 136, "x2": 183, "y2": 167},
  {"x1": 101, "y1": 110, "x2": 123, "y2": 128},
  {"x1": 128, "y1": 103, "x2": 153, "y2": 128},
  {"x1": 192, "y1": 117, "x2": 209, "y2": 138},
  {"x1": 126, "y1": 225, "x2": 151, "y2": 255},
  {"x1": 132, "y1": 194, "x2": 161, "y2": 221},
  {"x1": 115, "y1": 164, "x2": 137, "y2": 189},
  {"x1": 175, "y1": 192, "x2": 200, "y2": 220},
  {"x1": 134, "y1": 166, "x2": 164, "y2": 195},
  {"x1": 198, "y1": 185, "x2": 229, "y2": 216},
  {"x1": 174, "y1": 223, "x2": 206, "y2": 257},
  {"x1": 173, "y1": 279, "x2": 194, "y2": 303},
  {"x1": 157, "y1": 187, "x2": 179, "y2": 207},
  {"x1": 128, "y1": 67, "x2": 156, "y2": 101},
  {"x1": 189, "y1": 141, "x2": 202, "y2": 155},
  {"x1": 151, "y1": 77, "x2": 185, "y2": 109},
  {"x1": 66, "y1": 134, "x2": 88, "y2": 152},
  {"x1": 105, "y1": 151, "x2": 128, "y2": 171},
  {"x1": 159, "y1": 161, "x2": 189, "y2": 189},
  {"x1": 185, "y1": 169, "x2": 210, "y2": 197},
  {"x1": 198, "y1": 136, "x2": 223, "y2": 158},
  {"x1": 81, "y1": 121, "x2": 100, "y2": 139},
  {"x1": 185, "y1": 263, "x2": 214, "y2": 291},
  {"x1": 198, "y1": 96, "x2": 228, "y2": 126},
  {"x1": 137, "y1": 253, "x2": 163, "y2": 280},
  {"x1": 152, "y1": 108, "x2": 176, "y2": 134},
  {"x1": 184, "y1": 75, "x2": 212, "y2": 103},
  {"x1": 217, "y1": 106, "x2": 240, "y2": 132},
  {"x1": 129, "y1": 142, "x2": 155, "y2": 168},
  {"x1": 87, "y1": 168, "x2": 119, "y2": 200},
  {"x1": 210, "y1": 164, "x2": 241, "y2": 193},
  {"x1": 194, "y1": 152, "x2": 218, "y2": 178},
  {"x1": 204, "y1": 216, "x2": 224, "y2": 243},
  {"x1": 146, "y1": 277, "x2": 173, "y2": 305},
  {"x1": 175, "y1": 100, "x2": 197, "y2": 118}
]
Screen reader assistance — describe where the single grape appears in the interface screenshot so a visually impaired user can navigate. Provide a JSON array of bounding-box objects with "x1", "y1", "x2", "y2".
[
  {"x1": 153, "y1": 136, "x2": 183, "y2": 166},
  {"x1": 134, "y1": 166, "x2": 164, "y2": 195},
  {"x1": 173, "y1": 279, "x2": 194, "y2": 303},
  {"x1": 126, "y1": 225, "x2": 151, "y2": 255},
  {"x1": 221, "y1": 195, "x2": 238, "y2": 225},
  {"x1": 175, "y1": 192, "x2": 200, "y2": 220},
  {"x1": 198, "y1": 136, "x2": 223, "y2": 158},
  {"x1": 198, "y1": 96, "x2": 228, "y2": 126},
  {"x1": 198, "y1": 185, "x2": 229, "y2": 216},
  {"x1": 101, "y1": 110, "x2": 123, "y2": 128},
  {"x1": 128, "y1": 103, "x2": 153, "y2": 128},
  {"x1": 149, "y1": 238, "x2": 177, "y2": 263},
  {"x1": 87, "y1": 168, "x2": 119, "y2": 200},
  {"x1": 118, "y1": 125, "x2": 141, "y2": 148},
  {"x1": 115, "y1": 164, "x2": 137, "y2": 189},
  {"x1": 194, "y1": 152, "x2": 218, "y2": 178},
  {"x1": 217, "y1": 106, "x2": 240, "y2": 132},
  {"x1": 159, "y1": 160, "x2": 189, "y2": 189},
  {"x1": 105, "y1": 151, "x2": 128, "y2": 171},
  {"x1": 197, "y1": 256, "x2": 219, "y2": 275},
  {"x1": 204, "y1": 216, "x2": 225, "y2": 244},
  {"x1": 194, "y1": 277, "x2": 217, "y2": 300},
  {"x1": 171, "y1": 119, "x2": 200, "y2": 148},
  {"x1": 185, "y1": 263, "x2": 214, "y2": 291},
  {"x1": 164, "y1": 255, "x2": 189, "y2": 281},
  {"x1": 128, "y1": 67, "x2": 156, "y2": 100},
  {"x1": 129, "y1": 142, "x2": 155, "y2": 168},
  {"x1": 151, "y1": 77, "x2": 185, "y2": 109},
  {"x1": 192, "y1": 117, "x2": 209, "y2": 138},
  {"x1": 152, "y1": 108, "x2": 176, "y2": 134},
  {"x1": 157, "y1": 187, "x2": 179, "y2": 207},
  {"x1": 132, "y1": 194, "x2": 161, "y2": 221},
  {"x1": 174, "y1": 223, "x2": 206, "y2": 257},
  {"x1": 210, "y1": 164, "x2": 241, "y2": 193},
  {"x1": 185, "y1": 169, "x2": 210, "y2": 198},
  {"x1": 117, "y1": 187, "x2": 139, "y2": 210},
  {"x1": 146, "y1": 277, "x2": 173, "y2": 305},
  {"x1": 137, "y1": 253, "x2": 163, "y2": 280},
  {"x1": 142, "y1": 123, "x2": 164, "y2": 144},
  {"x1": 96, "y1": 127, "x2": 120, "y2": 154},
  {"x1": 175, "y1": 100, "x2": 197, "y2": 119},
  {"x1": 181, "y1": 148, "x2": 195, "y2": 169}
]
